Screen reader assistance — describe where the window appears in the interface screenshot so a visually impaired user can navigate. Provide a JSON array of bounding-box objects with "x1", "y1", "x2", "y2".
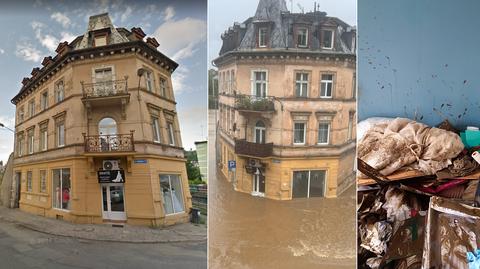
[
  {"x1": 55, "y1": 81, "x2": 64, "y2": 103},
  {"x1": 295, "y1": 73, "x2": 309, "y2": 97},
  {"x1": 292, "y1": 170, "x2": 326, "y2": 198},
  {"x1": 41, "y1": 91, "x2": 48, "y2": 110},
  {"x1": 56, "y1": 122, "x2": 65, "y2": 147},
  {"x1": 297, "y1": 27, "x2": 308, "y2": 47},
  {"x1": 293, "y1": 122, "x2": 306, "y2": 145},
  {"x1": 17, "y1": 133, "x2": 24, "y2": 157},
  {"x1": 40, "y1": 170, "x2": 47, "y2": 193},
  {"x1": 159, "y1": 77, "x2": 167, "y2": 97},
  {"x1": 352, "y1": 73, "x2": 357, "y2": 99},
  {"x1": 258, "y1": 27, "x2": 267, "y2": 47},
  {"x1": 318, "y1": 122, "x2": 330, "y2": 144},
  {"x1": 160, "y1": 174, "x2": 185, "y2": 215},
  {"x1": 27, "y1": 171, "x2": 32, "y2": 192},
  {"x1": 28, "y1": 100, "x2": 35, "y2": 118},
  {"x1": 145, "y1": 71, "x2": 154, "y2": 92},
  {"x1": 254, "y1": 121, "x2": 266, "y2": 144},
  {"x1": 322, "y1": 30, "x2": 334, "y2": 49},
  {"x1": 27, "y1": 129, "x2": 34, "y2": 154},
  {"x1": 320, "y1": 74, "x2": 334, "y2": 98},
  {"x1": 348, "y1": 112, "x2": 354, "y2": 141},
  {"x1": 167, "y1": 122, "x2": 175, "y2": 146},
  {"x1": 52, "y1": 168, "x2": 71, "y2": 210},
  {"x1": 19, "y1": 106, "x2": 25, "y2": 122},
  {"x1": 94, "y1": 35, "x2": 107, "y2": 47},
  {"x1": 252, "y1": 71, "x2": 267, "y2": 98},
  {"x1": 152, "y1": 117, "x2": 161, "y2": 143}
]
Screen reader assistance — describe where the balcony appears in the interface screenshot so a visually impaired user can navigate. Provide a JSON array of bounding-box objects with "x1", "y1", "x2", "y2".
[
  {"x1": 235, "y1": 139, "x2": 273, "y2": 158},
  {"x1": 81, "y1": 78, "x2": 130, "y2": 119},
  {"x1": 235, "y1": 95, "x2": 275, "y2": 113},
  {"x1": 83, "y1": 133, "x2": 135, "y2": 154}
]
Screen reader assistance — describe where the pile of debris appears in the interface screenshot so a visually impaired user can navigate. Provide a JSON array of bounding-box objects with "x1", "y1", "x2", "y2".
[{"x1": 357, "y1": 118, "x2": 480, "y2": 269}]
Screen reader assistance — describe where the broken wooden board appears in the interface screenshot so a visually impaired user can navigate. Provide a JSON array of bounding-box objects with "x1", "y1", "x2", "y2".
[{"x1": 358, "y1": 169, "x2": 480, "y2": 186}]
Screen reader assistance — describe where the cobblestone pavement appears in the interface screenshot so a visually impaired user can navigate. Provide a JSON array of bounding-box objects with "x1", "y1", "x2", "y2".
[
  {"x1": 0, "y1": 206, "x2": 206, "y2": 243},
  {"x1": 0, "y1": 217, "x2": 206, "y2": 269}
]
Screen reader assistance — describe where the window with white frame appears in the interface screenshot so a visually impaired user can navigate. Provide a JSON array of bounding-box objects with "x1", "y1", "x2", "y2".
[
  {"x1": 254, "y1": 120, "x2": 266, "y2": 144},
  {"x1": 318, "y1": 122, "x2": 330, "y2": 144},
  {"x1": 27, "y1": 171, "x2": 32, "y2": 192},
  {"x1": 56, "y1": 121, "x2": 65, "y2": 147},
  {"x1": 28, "y1": 100, "x2": 35, "y2": 118},
  {"x1": 252, "y1": 71, "x2": 267, "y2": 98},
  {"x1": 320, "y1": 74, "x2": 334, "y2": 98},
  {"x1": 52, "y1": 168, "x2": 71, "y2": 210},
  {"x1": 41, "y1": 91, "x2": 48, "y2": 110},
  {"x1": 297, "y1": 27, "x2": 308, "y2": 47},
  {"x1": 145, "y1": 70, "x2": 154, "y2": 92},
  {"x1": 167, "y1": 122, "x2": 175, "y2": 146},
  {"x1": 258, "y1": 27, "x2": 267, "y2": 47},
  {"x1": 159, "y1": 77, "x2": 167, "y2": 97},
  {"x1": 55, "y1": 80, "x2": 64, "y2": 103},
  {"x1": 322, "y1": 30, "x2": 334, "y2": 49},
  {"x1": 40, "y1": 170, "x2": 46, "y2": 193},
  {"x1": 17, "y1": 133, "x2": 24, "y2": 157},
  {"x1": 293, "y1": 122, "x2": 306, "y2": 145},
  {"x1": 19, "y1": 106, "x2": 25, "y2": 122},
  {"x1": 152, "y1": 117, "x2": 161, "y2": 143},
  {"x1": 160, "y1": 174, "x2": 185, "y2": 215},
  {"x1": 295, "y1": 72, "x2": 309, "y2": 97},
  {"x1": 40, "y1": 124, "x2": 48, "y2": 151},
  {"x1": 27, "y1": 128, "x2": 34, "y2": 154}
]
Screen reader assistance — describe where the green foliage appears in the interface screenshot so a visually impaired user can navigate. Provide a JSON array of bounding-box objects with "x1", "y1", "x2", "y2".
[{"x1": 185, "y1": 150, "x2": 202, "y2": 182}]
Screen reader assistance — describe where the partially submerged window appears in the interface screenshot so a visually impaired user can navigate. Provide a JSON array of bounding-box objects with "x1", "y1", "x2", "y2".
[
  {"x1": 292, "y1": 170, "x2": 326, "y2": 198},
  {"x1": 160, "y1": 174, "x2": 185, "y2": 215}
]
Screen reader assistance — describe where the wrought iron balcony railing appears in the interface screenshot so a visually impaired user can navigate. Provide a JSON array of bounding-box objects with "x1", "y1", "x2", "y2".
[
  {"x1": 235, "y1": 94, "x2": 275, "y2": 112},
  {"x1": 235, "y1": 139, "x2": 273, "y2": 158},
  {"x1": 83, "y1": 133, "x2": 135, "y2": 153},
  {"x1": 81, "y1": 78, "x2": 128, "y2": 98}
]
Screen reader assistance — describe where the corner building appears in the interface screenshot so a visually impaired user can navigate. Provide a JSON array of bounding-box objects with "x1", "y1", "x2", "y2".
[
  {"x1": 11, "y1": 13, "x2": 192, "y2": 226},
  {"x1": 214, "y1": 0, "x2": 356, "y2": 199}
]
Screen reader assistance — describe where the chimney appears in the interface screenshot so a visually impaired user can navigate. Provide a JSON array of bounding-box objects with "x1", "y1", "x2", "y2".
[
  {"x1": 41, "y1": 56, "x2": 53, "y2": 67},
  {"x1": 131, "y1": 27, "x2": 146, "y2": 40},
  {"x1": 55, "y1": 41, "x2": 71, "y2": 55},
  {"x1": 146, "y1": 37, "x2": 160, "y2": 48},
  {"x1": 31, "y1": 67, "x2": 40, "y2": 77}
]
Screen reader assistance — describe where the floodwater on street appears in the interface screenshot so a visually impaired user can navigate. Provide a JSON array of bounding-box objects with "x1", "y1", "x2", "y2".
[{"x1": 208, "y1": 110, "x2": 356, "y2": 269}]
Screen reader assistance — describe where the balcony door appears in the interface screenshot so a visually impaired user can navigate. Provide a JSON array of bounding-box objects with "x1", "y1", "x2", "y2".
[
  {"x1": 99, "y1": 117, "x2": 118, "y2": 151},
  {"x1": 252, "y1": 169, "x2": 265, "y2": 196},
  {"x1": 254, "y1": 120, "x2": 266, "y2": 144},
  {"x1": 94, "y1": 67, "x2": 113, "y2": 96}
]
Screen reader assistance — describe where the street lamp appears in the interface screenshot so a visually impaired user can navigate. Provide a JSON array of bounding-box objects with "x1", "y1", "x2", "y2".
[{"x1": 0, "y1": 123, "x2": 14, "y2": 133}]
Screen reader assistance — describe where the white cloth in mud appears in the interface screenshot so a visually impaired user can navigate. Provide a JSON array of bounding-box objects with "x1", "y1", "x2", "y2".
[{"x1": 358, "y1": 117, "x2": 464, "y2": 177}]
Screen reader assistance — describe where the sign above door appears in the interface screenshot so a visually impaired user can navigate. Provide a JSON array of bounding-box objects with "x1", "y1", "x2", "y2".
[{"x1": 98, "y1": 170, "x2": 125, "y2": 183}]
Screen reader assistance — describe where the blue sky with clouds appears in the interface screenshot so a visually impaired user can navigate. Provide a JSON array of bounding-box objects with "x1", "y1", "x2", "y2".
[
  {"x1": 0, "y1": 0, "x2": 207, "y2": 162},
  {"x1": 208, "y1": 0, "x2": 356, "y2": 64}
]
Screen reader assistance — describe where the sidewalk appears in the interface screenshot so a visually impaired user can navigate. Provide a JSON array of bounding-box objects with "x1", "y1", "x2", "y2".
[{"x1": 0, "y1": 206, "x2": 206, "y2": 243}]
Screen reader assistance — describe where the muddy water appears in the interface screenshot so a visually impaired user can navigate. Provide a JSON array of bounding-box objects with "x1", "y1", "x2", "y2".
[{"x1": 208, "y1": 110, "x2": 356, "y2": 269}]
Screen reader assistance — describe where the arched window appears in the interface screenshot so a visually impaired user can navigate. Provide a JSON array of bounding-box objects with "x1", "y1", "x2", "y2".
[
  {"x1": 254, "y1": 120, "x2": 266, "y2": 144},
  {"x1": 99, "y1": 117, "x2": 117, "y2": 135}
]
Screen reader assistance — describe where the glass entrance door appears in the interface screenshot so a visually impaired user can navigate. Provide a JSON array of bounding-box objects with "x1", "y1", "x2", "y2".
[{"x1": 101, "y1": 184, "x2": 126, "y2": 221}]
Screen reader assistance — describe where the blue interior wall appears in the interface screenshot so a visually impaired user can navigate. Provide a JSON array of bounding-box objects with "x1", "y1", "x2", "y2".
[{"x1": 358, "y1": 0, "x2": 480, "y2": 129}]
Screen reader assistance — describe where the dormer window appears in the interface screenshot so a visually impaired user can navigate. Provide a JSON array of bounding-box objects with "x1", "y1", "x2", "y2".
[
  {"x1": 94, "y1": 35, "x2": 107, "y2": 47},
  {"x1": 297, "y1": 27, "x2": 308, "y2": 47},
  {"x1": 322, "y1": 30, "x2": 334, "y2": 49},
  {"x1": 258, "y1": 27, "x2": 268, "y2": 47}
]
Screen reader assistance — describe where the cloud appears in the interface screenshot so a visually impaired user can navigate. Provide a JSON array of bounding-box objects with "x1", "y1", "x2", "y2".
[
  {"x1": 171, "y1": 67, "x2": 191, "y2": 94},
  {"x1": 177, "y1": 106, "x2": 208, "y2": 150},
  {"x1": 15, "y1": 42, "x2": 42, "y2": 62},
  {"x1": 153, "y1": 17, "x2": 206, "y2": 61},
  {"x1": 51, "y1": 12, "x2": 71, "y2": 28},
  {"x1": 120, "y1": 6, "x2": 132, "y2": 23},
  {"x1": 0, "y1": 48, "x2": 4, "y2": 54},
  {"x1": 31, "y1": 21, "x2": 76, "y2": 52},
  {"x1": 163, "y1": 6, "x2": 175, "y2": 21}
]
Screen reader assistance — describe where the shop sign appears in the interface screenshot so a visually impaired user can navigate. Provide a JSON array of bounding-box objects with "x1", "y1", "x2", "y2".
[{"x1": 98, "y1": 170, "x2": 125, "y2": 183}]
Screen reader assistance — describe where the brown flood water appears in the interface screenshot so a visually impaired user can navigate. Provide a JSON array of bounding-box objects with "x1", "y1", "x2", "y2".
[{"x1": 208, "y1": 110, "x2": 356, "y2": 269}]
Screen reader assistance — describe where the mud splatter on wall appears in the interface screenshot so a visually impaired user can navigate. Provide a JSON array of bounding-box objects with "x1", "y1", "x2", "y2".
[{"x1": 358, "y1": 0, "x2": 480, "y2": 129}]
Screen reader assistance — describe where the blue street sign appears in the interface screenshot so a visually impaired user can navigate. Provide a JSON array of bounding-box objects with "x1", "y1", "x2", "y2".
[
  {"x1": 228, "y1": 160, "x2": 236, "y2": 170},
  {"x1": 134, "y1": 159, "x2": 148, "y2": 164}
]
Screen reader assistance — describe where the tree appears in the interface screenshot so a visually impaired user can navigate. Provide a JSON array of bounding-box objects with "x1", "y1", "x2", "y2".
[{"x1": 185, "y1": 150, "x2": 202, "y2": 182}]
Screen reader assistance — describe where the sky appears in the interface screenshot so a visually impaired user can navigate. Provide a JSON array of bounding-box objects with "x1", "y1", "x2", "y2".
[
  {"x1": 208, "y1": 0, "x2": 357, "y2": 65},
  {"x1": 0, "y1": 0, "x2": 207, "y2": 163}
]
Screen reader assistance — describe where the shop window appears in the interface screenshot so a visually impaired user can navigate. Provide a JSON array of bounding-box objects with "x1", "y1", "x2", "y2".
[
  {"x1": 55, "y1": 80, "x2": 64, "y2": 103},
  {"x1": 40, "y1": 170, "x2": 46, "y2": 193},
  {"x1": 295, "y1": 72, "x2": 309, "y2": 97},
  {"x1": 152, "y1": 117, "x2": 161, "y2": 143},
  {"x1": 258, "y1": 27, "x2": 267, "y2": 47},
  {"x1": 27, "y1": 171, "x2": 32, "y2": 192},
  {"x1": 318, "y1": 122, "x2": 330, "y2": 145},
  {"x1": 293, "y1": 122, "x2": 306, "y2": 145},
  {"x1": 292, "y1": 170, "x2": 326, "y2": 198},
  {"x1": 322, "y1": 30, "x2": 334, "y2": 49},
  {"x1": 52, "y1": 168, "x2": 71, "y2": 210},
  {"x1": 160, "y1": 174, "x2": 185, "y2": 215},
  {"x1": 320, "y1": 74, "x2": 334, "y2": 98},
  {"x1": 297, "y1": 27, "x2": 308, "y2": 47},
  {"x1": 252, "y1": 71, "x2": 267, "y2": 98}
]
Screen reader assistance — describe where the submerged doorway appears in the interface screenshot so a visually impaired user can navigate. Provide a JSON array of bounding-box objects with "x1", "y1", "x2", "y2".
[
  {"x1": 292, "y1": 170, "x2": 326, "y2": 198},
  {"x1": 252, "y1": 169, "x2": 265, "y2": 196},
  {"x1": 101, "y1": 183, "x2": 126, "y2": 221}
]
